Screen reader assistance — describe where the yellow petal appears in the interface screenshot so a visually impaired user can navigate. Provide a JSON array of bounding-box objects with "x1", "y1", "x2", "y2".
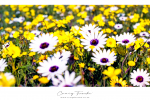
[{"x1": 114, "y1": 69, "x2": 121, "y2": 75}]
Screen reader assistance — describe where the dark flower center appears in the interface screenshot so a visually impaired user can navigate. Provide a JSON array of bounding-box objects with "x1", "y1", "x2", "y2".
[
  {"x1": 49, "y1": 65, "x2": 59, "y2": 72},
  {"x1": 142, "y1": 33, "x2": 145, "y2": 36},
  {"x1": 40, "y1": 42, "x2": 49, "y2": 49},
  {"x1": 136, "y1": 76, "x2": 144, "y2": 83},
  {"x1": 63, "y1": 85, "x2": 73, "y2": 87},
  {"x1": 6, "y1": 45, "x2": 9, "y2": 48},
  {"x1": 68, "y1": 54, "x2": 75, "y2": 64},
  {"x1": 122, "y1": 39, "x2": 129, "y2": 44},
  {"x1": 90, "y1": 39, "x2": 99, "y2": 46},
  {"x1": 59, "y1": 55, "x2": 63, "y2": 59},
  {"x1": 88, "y1": 30, "x2": 91, "y2": 33},
  {"x1": 100, "y1": 58, "x2": 109, "y2": 63},
  {"x1": 115, "y1": 83, "x2": 122, "y2": 87},
  {"x1": 147, "y1": 41, "x2": 150, "y2": 45}
]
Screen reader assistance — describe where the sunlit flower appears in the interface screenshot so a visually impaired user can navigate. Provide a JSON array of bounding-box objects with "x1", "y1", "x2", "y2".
[
  {"x1": 130, "y1": 69, "x2": 150, "y2": 87},
  {"x1": 80, "y1": 30, "x2": 107, "y2": 52},
  {"x1": 116, "y1": 32, "x2": 136, "y2": 45},
  {"x1": 29, "y1": 33, "x2": 58, "y2": 54},
  {"x1": 80, "y1": 24, "x2": 101, "y2": 35},
  {"x1": 102, "y1": 66, "x2": 121, "y2": 79},
  {"x1": 92, "y1": 49, "x2": 116, "y2": 66},
  {"x1": 110, "y1": 76, "x2": 127, "y2": 87},
  {"x1": 139, "y1": 32, "x2": 149, "y2": 37},
  {"x1": 53, "y1": 49, "x2": 71, "y2": 64},
  {"x1": 114, "y1": 23, "x2": 123, "y2": 29},
  {"x1": 37, "y1": 57, "x2": 68, "y2": 80},
  {"x1": 52, "y1": 70, "x2": 83, "y2": 87},
  {"x1": 119, "y1": 16, "x2": 127, "y2": 21}
]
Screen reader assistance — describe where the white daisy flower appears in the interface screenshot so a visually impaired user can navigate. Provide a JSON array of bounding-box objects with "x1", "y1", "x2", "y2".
[
  {"x1": 114, "y1": 24, "x2": 123, "y2": 29},
  {"x1": 74, "y1": 25, "x2": 80, "y2": 30},
  {"x1": 91, "y1": 49, "x2": 116, "y2": 66},
  {"x1": 116, "y1": 32, "x2": 136, "y2": 45},
  {"x1": 0, "y1": 31, "x2": 6, "y2": 35},
  {"x1": 16, "y1": 11, "x2": 20, "y2": 14},
  {"x1": 80, "y1": 24, "x2": 101, "y2": 35},
  {"x1": 53, "y1": 49, "x2": 71, "y2": 64},
  {"x1": 37, "y1": 57, "x2": 68, "y2": 80},
  {"x1": 119, "y1": 16, "x2": 127, "y2": 21},
  {"x1": 133, "y1": 23, "x2": 140, "y2": 29},
  {"x1": 80, "y1": 30, "x2": 107, "y2": 52},
  {"x1": 84, "y1": 16, "x2": 90, "y2": 21},
  {"x1": 110, "y1": 6, "x2": 118, "y2": 11},
  {"x1": 2, "y1": 41, "x2": 10, "y2": 49},
  {"x1": 52, "y1": 70, "x2": 84, "y2": 87},
  {"x1": 30, "y1": 30, "x2": 41, "y2": 36},
  {"x1": 86, "y1": 6, "x2": 94, "y2": 11},
  {"x1": 130, "y1": 69, "x2": 150, "y2": 87},
  {"x1": 9, "y1": 31, "x2": 15, "y2": 38},
  {"x1": 0, "y1": 59, "x2": 7, "y2": 71},
  {"x1": 29, "y1": 33, "x2": 58, "y2": 54},
  {"x1": 117, "y1": 13, "x2": 125, "y2": 17},
  {"x1": 129, "y1": 15, "x2": 134, "y2": 19},
  {"x1": 139, "y1": 32, "x2": 149, "y2": 37}
]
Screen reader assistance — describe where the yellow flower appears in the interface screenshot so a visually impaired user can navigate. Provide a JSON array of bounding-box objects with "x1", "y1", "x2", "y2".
[
  {"x1": 38, "y1": 55, "x2": 48, "y2": 62},
  {"x1": 128, "y1": 61, "x2": 135, "y2": 67},
  {"x1": 88, "y1": 67, "x2": 95, "y2": 72},
  {"x1": 79, "y1": 63, "x2": 85, "y2": 68},
  {"x1": 5, "y1": 33, "x2": 9, "y2": 40},
  {"x1": 74, "y1": 56, "x2": 79, "y2": 60},
  {"x1": 146, "y1": 57, "x2": 150, "y2": 64},
  {"x1": 24, "y1": 31, "x2": 35, "y2": 40},
  {"x1": 19, "y1": 52, "x2": 27, "y2": 57},
  {"x1": 110, "y1": 76, "x2": 127, "y2": 87},
  {"x1": 102, "y1": 66, "x2": 121, "y2": 79},
  {"x1": 5, "y1": 18, "x2": 9, "y2": 24},
  {"x1": 142, "y1": 7, "x2": 148, "y2": 14},
  {"x1": 4, "y1": 11, "x2": 9, "y2": 16},
  {"x1": 106, "y1": 38, "x2": 116, "y2": 47},
  {"x1": 38, "y1": 77, "x2": 49, "y2": 84},
  {"x1": 7, "y1": 42, "x2": 21, "y2": 58},
  {"x1": 28, "y1": 52, "x2": 36, "y2": 57},
  {"x1": 89, "y1": 45, "x2": 95, "y2": 50},
  {"x1": 0, "y1": 73, "x2": 15, "y2": 87},
  {"x1": 5, "y1": 27, "x2": 12, "y2": 32},
  {"x1": 108, "y1": 21, "x2": 115, "y2": 27},
  {"x1": 33, "y1": 75, "x2": 39, "y2": 80},
  {"x1": 13, "y1": 31, "x2": 20, "y2": 38},
  {"x1": 77, "y1": 19, "x2": 84, "y2": 25}
]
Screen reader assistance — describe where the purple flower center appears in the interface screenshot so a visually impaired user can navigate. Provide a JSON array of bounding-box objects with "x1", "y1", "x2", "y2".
[
  {"x1": 100, "y1": 58, "x2": 109, "y2": 63},
  {"x1": 49, "y1": 65, "x2": 59, "y2": 72},
  {"x1": 122, "y1": 39, "x2": 129, "y2": 44},
  {"x1": 40, "y1": 42, "x2": 49, "y2": 49},
  {"x1": 115, "y1": 83, "x2": 122, "y2": 87},
  {"x1": 63, "y1": 85, "x2": 73, "y2": 87},
  {"x1": 88, "y1": 30, "x2": 91, "y2": 33},
  {"x1": 147, "y1": 41, "x2": 150, "y2": 45},
  {"x1": 136, "y1": 76, "x2": 144, "y2": 83},
  {"x1": 90, "y1": 39, "x2": 99, "y2": 46}
]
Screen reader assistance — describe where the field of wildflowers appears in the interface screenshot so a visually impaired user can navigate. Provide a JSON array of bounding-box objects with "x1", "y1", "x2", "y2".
[{"x1": 0, "y1": 5, "x2": 150, "y2": 87}]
